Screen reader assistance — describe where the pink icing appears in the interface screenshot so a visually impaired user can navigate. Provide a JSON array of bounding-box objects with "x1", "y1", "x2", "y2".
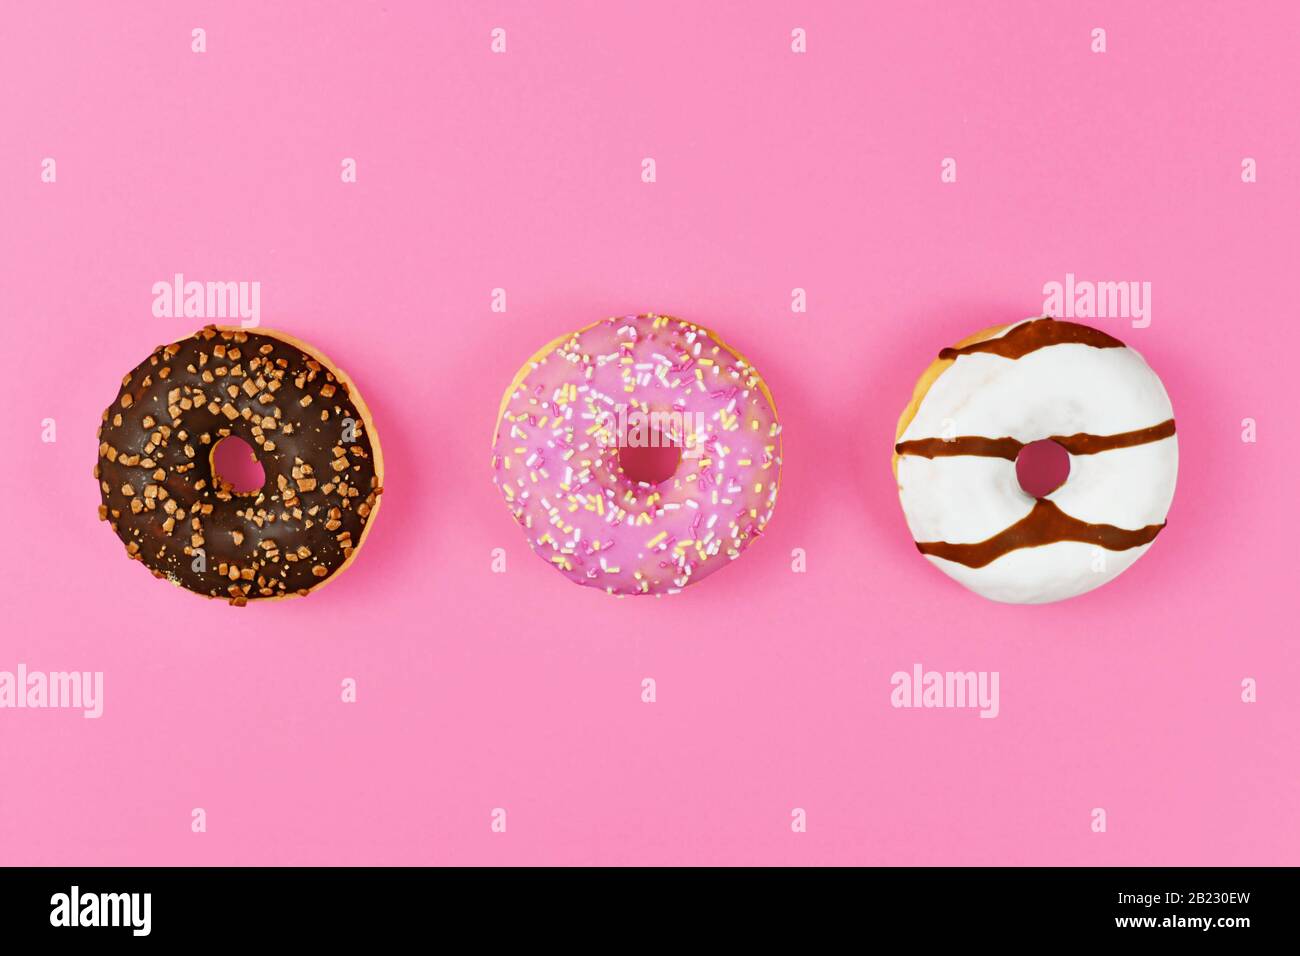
[{"x1": 491, "y1": 314, "x2": 783, "y2": 595}]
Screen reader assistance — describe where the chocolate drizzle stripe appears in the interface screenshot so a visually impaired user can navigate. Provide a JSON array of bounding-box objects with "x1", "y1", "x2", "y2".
[
  {"x1": 938, "y1": 318, "x2": 1125, "y2": 361},
  {"x1": 1053, "y1": 419, "x2": 1175, "y2": 454},
  {"x1": 895, "y1": 435, "x2": 1023, "y2": 461},
  {"x1": 915, "y1": 499, "x2": 1165, "y2": 569},
  {"x1": 895, "y1": 419, "x2": 1176, "y2": 461}
]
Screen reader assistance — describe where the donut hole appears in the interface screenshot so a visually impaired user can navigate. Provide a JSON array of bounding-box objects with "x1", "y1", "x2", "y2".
[
  {"x1": 618, "y1": 431, "x2": 682, "y2": 486},
  {"x1": 1015, "y1": 439, "x2": 1071, "y2": 499},
  {"x1": 211, "y1": 435, "x2": 266, "y2": 495}
]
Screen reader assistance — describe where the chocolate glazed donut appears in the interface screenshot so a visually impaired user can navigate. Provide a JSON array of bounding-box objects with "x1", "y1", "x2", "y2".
[{"x1": 95, "y1": 326, "x2": 384, "y2": 605}]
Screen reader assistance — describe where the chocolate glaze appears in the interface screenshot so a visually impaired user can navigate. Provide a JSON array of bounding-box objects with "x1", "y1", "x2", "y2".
[
  {"x1": 938, "y1": 318, "x2": 1125, "y2": 361},
  {"x1": 915, "y1": 499, "x2": 1165, "y2": 569},
  {"x1": 94, "y1": 326, "x2": 382, "y2": 605},
  {"x1": 896, "y1": 435, "x2": 1024, "y2": 461},
  {"x1": 1053, "y1": 419, "x2": 1176, "y2": 454},
  {"x1": 895, "y1": 419, "x2": 1176, "y2": 461}
]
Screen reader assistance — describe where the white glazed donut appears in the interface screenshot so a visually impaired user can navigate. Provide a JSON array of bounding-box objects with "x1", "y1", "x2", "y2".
[{"x1": 892, "y1": 317, "x2": 1178, "y2": 604}]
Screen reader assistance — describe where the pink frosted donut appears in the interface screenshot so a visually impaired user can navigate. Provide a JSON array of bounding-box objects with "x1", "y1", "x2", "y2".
[{"x1": 491, "y1": 313, "x2": 782, "y2": 595}]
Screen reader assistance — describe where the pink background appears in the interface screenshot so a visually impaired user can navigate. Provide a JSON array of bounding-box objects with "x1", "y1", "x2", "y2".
[{"x1": 2, "y1": 1, "x2": 1297, "y2": 866}]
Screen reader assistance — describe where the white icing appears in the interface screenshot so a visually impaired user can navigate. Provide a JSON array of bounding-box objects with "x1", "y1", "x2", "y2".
[
  {"x1": 924, "y1": 542, "x2": 1152, "y2": 605},
  {"x1": 898, "y1": 456, "x2": 1032, "y2": 543},
  {"x1": 896, "y1": 320, "x2": 1178, "y2": 605},
  {"x1": 1049, "y1": 440, "x2": 1177, "y2": 529},
  {"x1": 899, "y1": 344, "x2": 1174, "y2": 444}
]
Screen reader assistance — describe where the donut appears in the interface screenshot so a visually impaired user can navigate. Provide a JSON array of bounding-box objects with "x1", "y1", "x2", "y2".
[
  {"x1": 892, "y1": 317, "x2": 1177, "y2": 604},
  {"x1": 491, "y1": 313, "x2": 782, "y2": 595},
  {"x1": 95, "y1": 325, "x2": 384, "y2": 605}
]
